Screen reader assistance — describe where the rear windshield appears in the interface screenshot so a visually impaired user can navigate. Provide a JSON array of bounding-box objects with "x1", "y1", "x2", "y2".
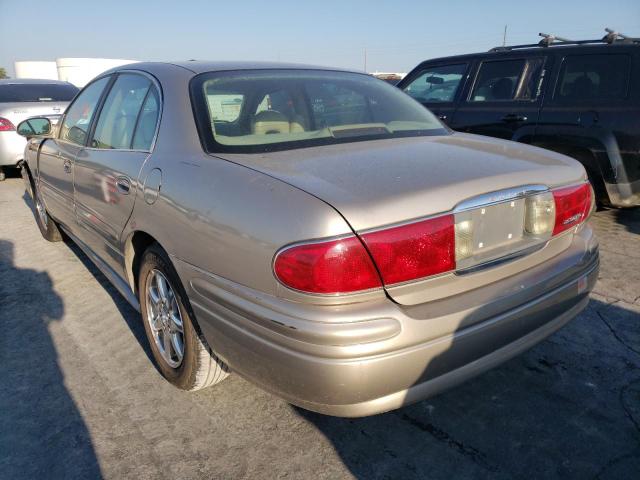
[
  {"x1": 0, "y1": 83, "x2": 79, "y2": 102},
  {"x1": 191, "y1": 69, "x2": 447, "y2": 153}
]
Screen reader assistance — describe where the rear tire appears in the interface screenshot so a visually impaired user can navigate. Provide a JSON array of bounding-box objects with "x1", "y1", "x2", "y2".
[
  {"x1": 33, "y1": 181, "x2": 63, "y2": 242},
  {"x1": 138, "y1": 244, "x2": 229, "y2": 391}
]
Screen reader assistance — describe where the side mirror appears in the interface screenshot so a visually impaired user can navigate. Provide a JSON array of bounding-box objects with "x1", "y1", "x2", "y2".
[{"x1": 17, "y1": 117, "x2": 52, "y2": 139}]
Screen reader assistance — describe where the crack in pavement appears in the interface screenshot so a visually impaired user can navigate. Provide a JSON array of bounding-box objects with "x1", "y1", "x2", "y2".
[
  {"x1": 595, "y1": 306, "x2": 640, "y2": 358},
  {"x1": 397, "y1": 412, "x2": 499, "y2": 473}
]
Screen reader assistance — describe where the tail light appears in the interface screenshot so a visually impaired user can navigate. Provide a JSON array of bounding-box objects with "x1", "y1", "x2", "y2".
[
  {"x1": 360, "y1": 215, "x2": 455, "y2": 285},
  {"x1": 274, "y1": 182, "x2": 591, "y2": 295},
  {"x1": 274, "y1": 236, "x2": 382, "y2": 294},
  {"x1": 0, "y1": 117, "x2": 15, "y2": 132},
  {"x1": 552, "y1": 183, "x2": 592, "y2": 235}
]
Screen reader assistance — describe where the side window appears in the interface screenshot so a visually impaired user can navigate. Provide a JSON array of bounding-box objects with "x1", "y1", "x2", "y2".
[
  {"x1": 469, "y1": 60, "x2": 525, "y2": 102},
  {"x1": 59, "y1": 76, "x2": 110, "y2": 146},
  {"x1": 91, "y1": 74, "x2": 151, "y2": 150},
  {"x1": 131, "y1": 87, "x2": 160, "y2": 150},
  {"x1": 403, "y1": 64, "x2": 467, "y2": 103},
  {"x1": 555, "y1": 54, "x2": 630, "y2": 101}
]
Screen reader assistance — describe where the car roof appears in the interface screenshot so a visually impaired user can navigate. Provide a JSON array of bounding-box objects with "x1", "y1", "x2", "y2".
[
  {"x1": 0, "y1": 78, "x2": 76, "y2": 86},
  {"x1": 108, "y1": 60, "x2": 361, "y2": 76},
  {"x1": 412, "y1": 41, "x2": 639, "y2": 66}
]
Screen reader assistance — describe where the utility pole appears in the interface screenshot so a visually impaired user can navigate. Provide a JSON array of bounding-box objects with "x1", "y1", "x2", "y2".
[{"x1": 503, "y1": 25, "x2": 508, "y2": 47}]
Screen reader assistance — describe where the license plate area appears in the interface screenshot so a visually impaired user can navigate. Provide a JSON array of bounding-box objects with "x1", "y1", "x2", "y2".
[{"x1": 454, "y1": 188, "x2": 554, "y2": 272}]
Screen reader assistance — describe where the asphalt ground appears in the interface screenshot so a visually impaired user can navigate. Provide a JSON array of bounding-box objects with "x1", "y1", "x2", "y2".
[{"x1": 1, "y1": 172, "x2": 639, "y2": 479}]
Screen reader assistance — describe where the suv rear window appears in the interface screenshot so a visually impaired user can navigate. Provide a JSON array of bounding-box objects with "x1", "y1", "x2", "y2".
[
  {"x1": 0, "y1": 83, "x2": 79, "y2": 102},
  {"x1": 555, "y1": 54, "x2": 630, "y2": 101}
]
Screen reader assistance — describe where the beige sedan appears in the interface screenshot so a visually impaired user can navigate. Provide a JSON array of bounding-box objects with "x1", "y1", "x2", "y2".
[{"x1": 19, "y1": 62, "x2": 598, "y2": 416}]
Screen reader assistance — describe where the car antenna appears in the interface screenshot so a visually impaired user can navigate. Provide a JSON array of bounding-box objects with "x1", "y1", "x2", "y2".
[{"x1": 538, "y1": 33, "x2": 573, "y2": 47}]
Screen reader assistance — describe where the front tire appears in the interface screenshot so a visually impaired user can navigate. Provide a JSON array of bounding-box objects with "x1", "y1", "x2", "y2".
[
  {"x1": 138, "y1": 244, "x2": 229, "y2": 390},
  {"x1": 33, "y1": 181, "x2": 63, "y2": 242}
]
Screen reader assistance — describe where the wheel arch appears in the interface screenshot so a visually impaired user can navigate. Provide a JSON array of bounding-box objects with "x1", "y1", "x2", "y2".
[{"x1": 124, "y1": 230, "x2": 160, "y2": 295}]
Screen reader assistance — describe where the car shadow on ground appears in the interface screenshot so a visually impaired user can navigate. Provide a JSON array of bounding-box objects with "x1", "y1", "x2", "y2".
[
  {"x1": 0, "y1": 239, "x2": 103, "y2": 479},
  {"x1": 613, "y1": 208, "x2": 640, "y2": 235},
  {"x1": 295, "y1": 297, "x2": 640, "y2": 479},
  {"x1": 20, "y1": 192, "x2": 155, "y2": 369}
]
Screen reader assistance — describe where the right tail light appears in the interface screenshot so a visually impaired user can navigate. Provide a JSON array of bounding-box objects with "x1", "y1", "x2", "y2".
[{"x1": 552, "y1": 183, "x2": 592, "y2": 235}]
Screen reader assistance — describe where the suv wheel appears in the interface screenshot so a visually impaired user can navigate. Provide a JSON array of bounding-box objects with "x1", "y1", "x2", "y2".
[{"x1": 138, "y1": 244, "x2": 229, "y2": 390}]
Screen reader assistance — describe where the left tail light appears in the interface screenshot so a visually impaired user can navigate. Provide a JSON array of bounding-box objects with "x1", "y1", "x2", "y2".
[
  {"x1": 0, "y1": 117, "x2": 15, "y2": 132},
  {"x1": 274, "y1": 236, "x2": 382, "y2": 294}
]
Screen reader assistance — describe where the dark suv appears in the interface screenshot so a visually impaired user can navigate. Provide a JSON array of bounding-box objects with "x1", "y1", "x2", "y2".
[{"x1": 398, "y1": 33, "x2": 640, "y2": 207}]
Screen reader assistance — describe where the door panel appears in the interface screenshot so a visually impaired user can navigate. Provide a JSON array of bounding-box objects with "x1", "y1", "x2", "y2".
[
  {"x1": 73, "y1": 73, "x2": 159, "y2": 272},
  {"x1": 451, "y1": 57, "x2": 549, "y2": 142},
  {"x1": 74, "y1": 149, "x2": 149, "y2": 269},
  {"x1": 37, "y1": 138, "x2": 79, "y2": 228},
  {"x1": 38, "y1": 76, "x2": 111, "y2": 230}
]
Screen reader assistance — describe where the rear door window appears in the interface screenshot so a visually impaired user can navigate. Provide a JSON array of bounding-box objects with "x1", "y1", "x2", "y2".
[
  {"x1": 91, "y1": 74, "x2": 151, "y2": 150},
  {"x1": 0, "y1": 83, "x2": 79, "y2": 102},
  {"x1": 403, "y1": 64, "x2": 468, "y2": 103},
  {"x1": 131, "y1": 87, "x2": 160, "y2": 151},
  {"x1": 470, "y1": 60, "x2": 525, "y2": 102},
  {"x1": 555, "y1": 54, "x2": 630, "y2": 101}
]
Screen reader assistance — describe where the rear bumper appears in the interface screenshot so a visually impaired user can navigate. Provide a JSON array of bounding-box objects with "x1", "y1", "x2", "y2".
[
  {"x1": 177, "y1": 226, "x2": 599, "y2": 417},
  {"x1": 0, "y1": 131, "x2": 26, "y2": 167}
]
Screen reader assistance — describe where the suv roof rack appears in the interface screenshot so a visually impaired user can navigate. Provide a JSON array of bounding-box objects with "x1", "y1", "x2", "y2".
[{"x1": 490, "y1": 28, "x2": 640, "y2": 52}]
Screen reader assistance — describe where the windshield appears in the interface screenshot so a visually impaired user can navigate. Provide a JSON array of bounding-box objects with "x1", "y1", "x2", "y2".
[
  {"x1": 191, "y1": 69, "x2": 447, "y2": 153},
  {"x1": 0, "y1": 83, "x2": 79, "y2": 103}
]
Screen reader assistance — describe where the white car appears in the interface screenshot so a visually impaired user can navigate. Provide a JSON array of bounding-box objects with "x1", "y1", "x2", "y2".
[{"x1": 0, "y1": 79, "x2": 78, "y2": 180}]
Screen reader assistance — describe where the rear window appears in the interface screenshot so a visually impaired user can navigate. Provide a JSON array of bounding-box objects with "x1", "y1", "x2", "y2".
[
  {"x1": 555, "y1": 54, "x2": 630, "y2": 101},
  {"x1": 191, "y1": 69, "x2": 447, "y2": 153},
  {"x1": 0, "y1": 83, "x2": 79, "y2": 102}
]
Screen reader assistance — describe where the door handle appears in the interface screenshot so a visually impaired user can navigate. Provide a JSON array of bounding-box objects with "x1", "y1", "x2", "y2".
[
  {"x1": 115, "y1": 176, "x2": 131, "y2": 195},
  {"x1": 437, "y1": 114, "x2": 447, "y2": 121},
  {"x1": 63, "y1": 159, "x2": 71, "y2": 174},
  {"x1": 501, "y1": 113, "x2": 528, "y2": 123}
]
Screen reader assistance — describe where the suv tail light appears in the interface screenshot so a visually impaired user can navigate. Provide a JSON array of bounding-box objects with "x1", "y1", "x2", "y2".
[
  {"x1": 274, "y1": 182, "x2": 591, "y2": 295},
  {"x1": 552, "y1": 183, "x2": 592, "y2": 235},
  {"x1": 0, "y1": 117, "x2": 15, "y2": 132},
  {"x1": 274, "y1": 236, "x2": 382, "y2": 294}
]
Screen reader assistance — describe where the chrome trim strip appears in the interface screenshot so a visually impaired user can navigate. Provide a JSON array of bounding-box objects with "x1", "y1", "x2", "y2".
[{"x1": 453, "y1": 184, "x2": 548, "y2": 212}]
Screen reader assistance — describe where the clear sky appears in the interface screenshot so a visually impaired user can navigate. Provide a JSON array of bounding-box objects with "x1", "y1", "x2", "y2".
[{"x1": 1, "y1": 0, "x2": 639, "y2": 77}]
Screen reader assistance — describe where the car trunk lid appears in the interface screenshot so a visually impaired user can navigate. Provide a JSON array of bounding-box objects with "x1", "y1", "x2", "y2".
[
  {"x1": 0, "y1": 101, "x2": 68, "y2": 126},
  {"x1": 217, "y1": 132, "x2": 588, "y2": 304}
]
